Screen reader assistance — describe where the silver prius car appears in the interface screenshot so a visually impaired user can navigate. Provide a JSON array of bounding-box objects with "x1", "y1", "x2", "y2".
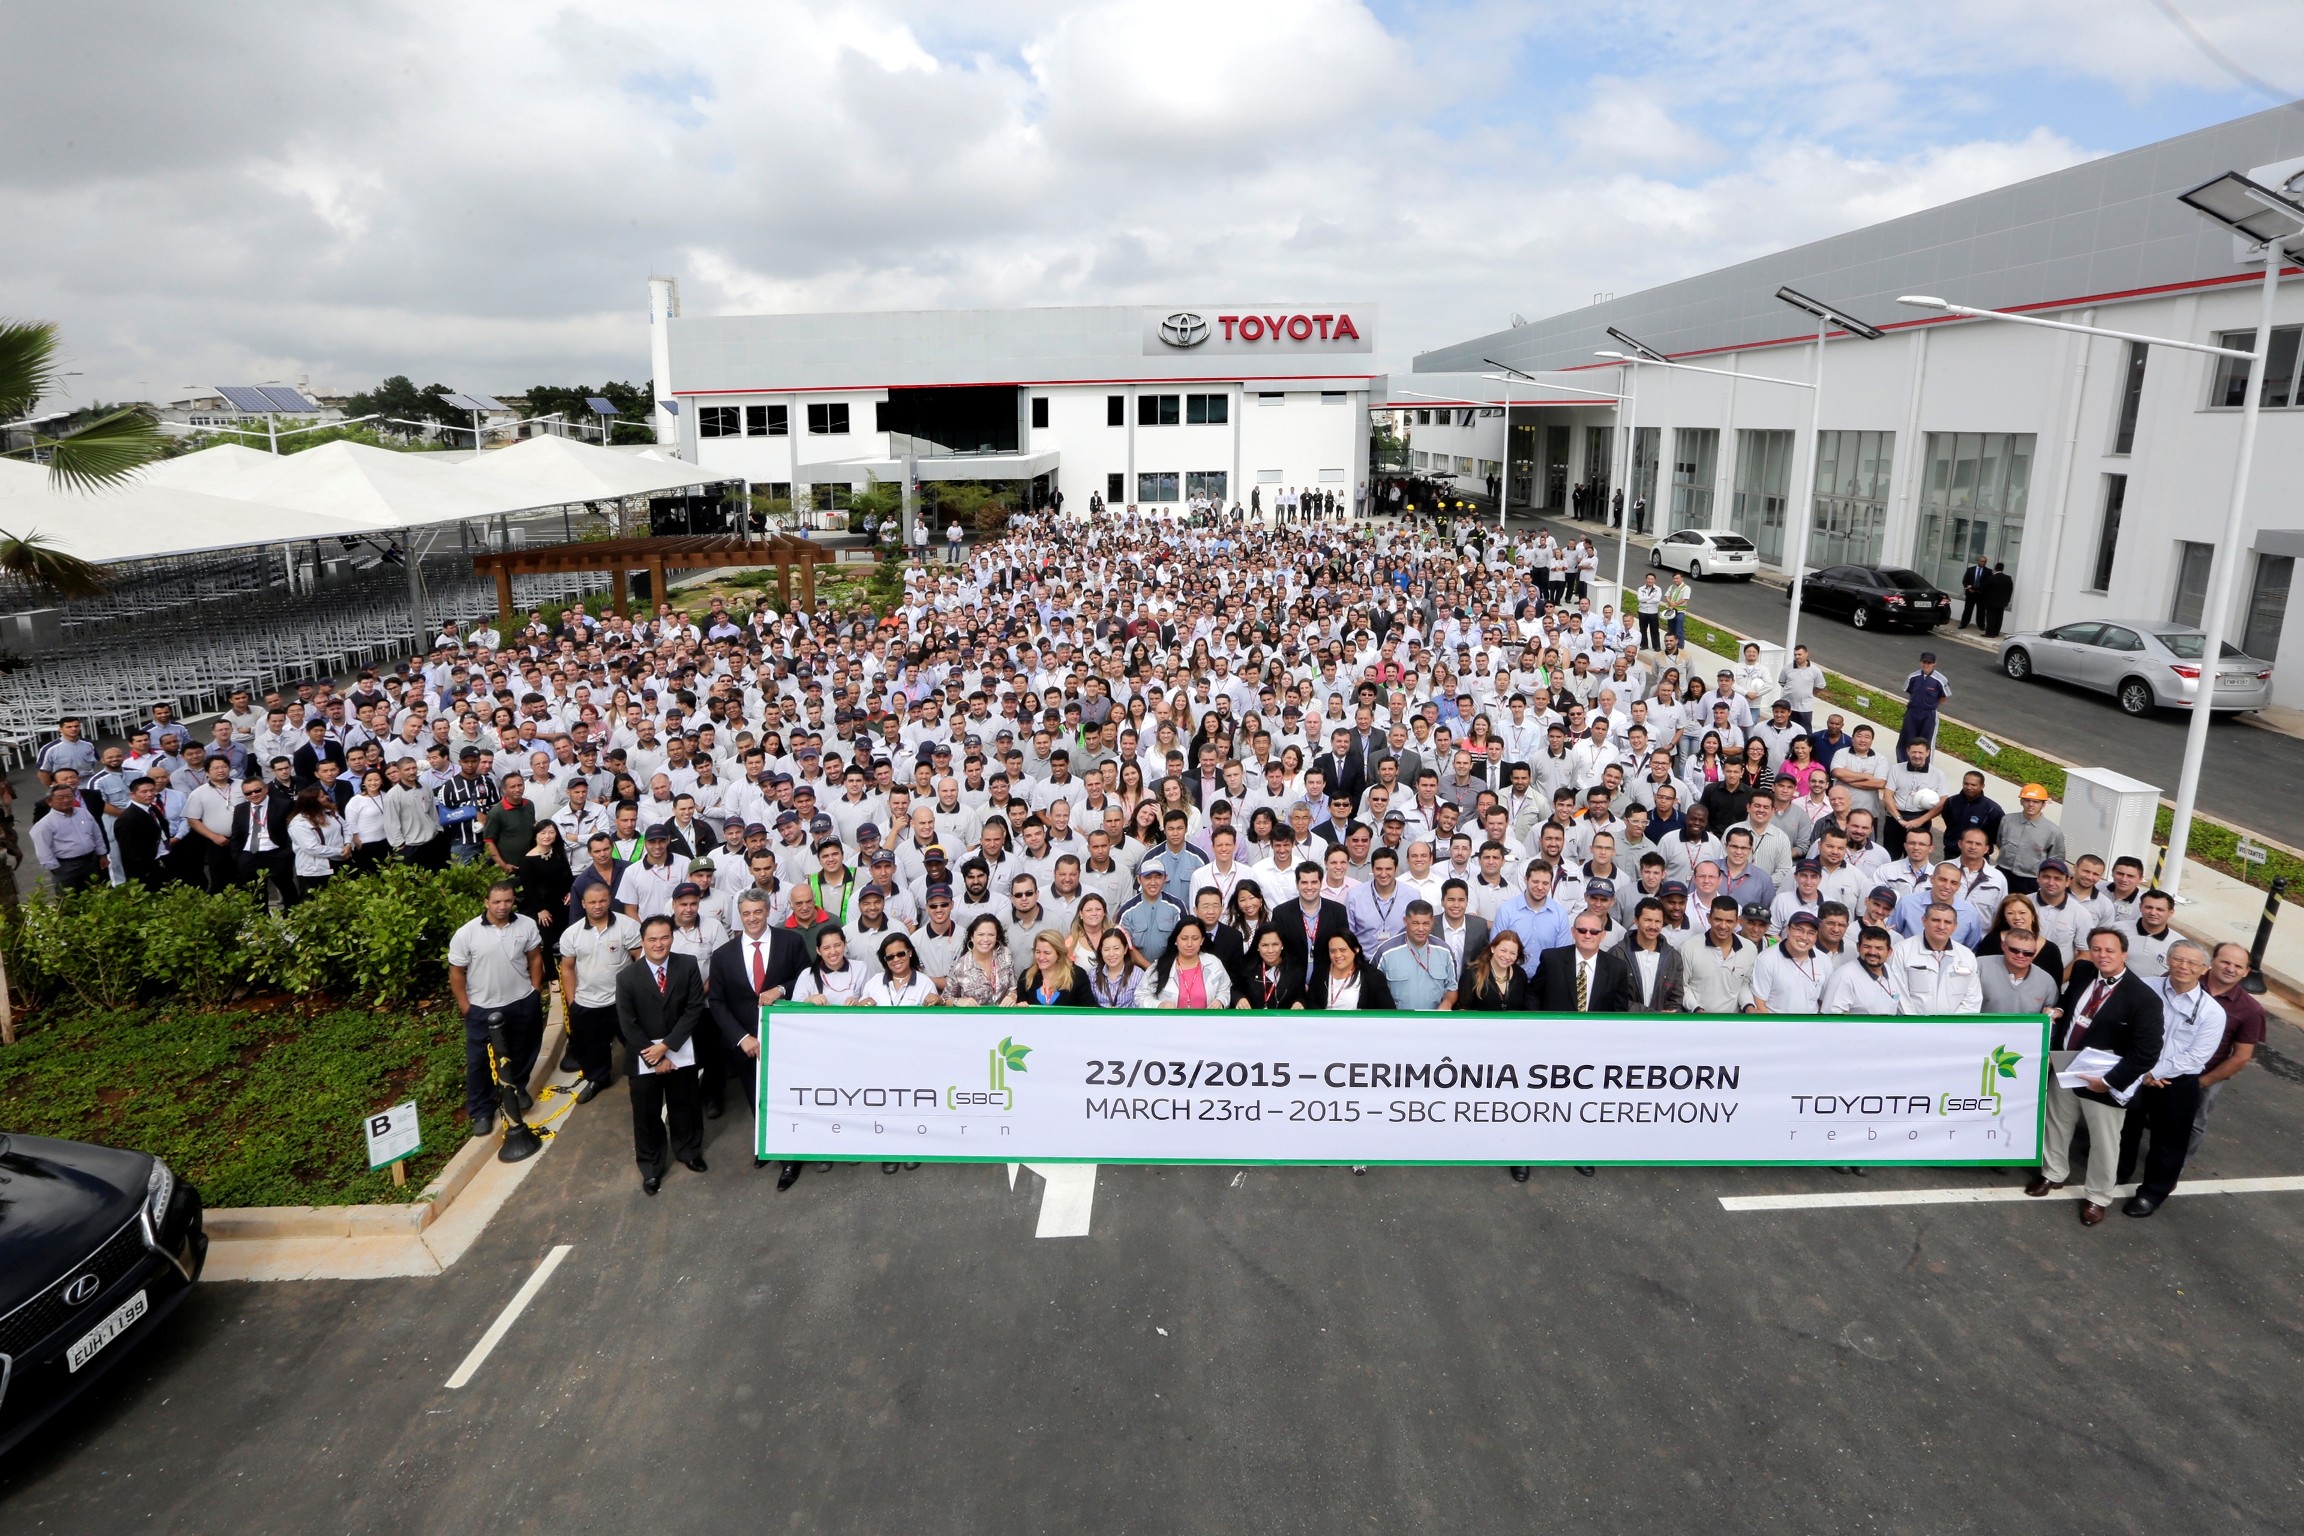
[{"x1": 1997, "y1": 620, "x2": 2274, "y2": 717}]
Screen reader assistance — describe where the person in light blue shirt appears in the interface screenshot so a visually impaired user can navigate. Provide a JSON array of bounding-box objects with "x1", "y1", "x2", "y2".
[
  {"x1": 1492, "y1": 860, "x2": 1573, "y2": 977},
  {"x1": 1887, "y1": 861, "x2": 1985, "y2": 948},
  {"x1": 1376, "y1": 902, "x2": 1458, "y2": 1010}
]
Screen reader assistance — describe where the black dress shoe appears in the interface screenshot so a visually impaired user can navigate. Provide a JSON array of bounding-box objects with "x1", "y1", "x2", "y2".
[
  {"x1": 643, "y1": 1176, "x2": 661, "y2": 1196},
  {"x1": 704, "y1": 1098, "x2": 724, "y2": 1120},
  {"x1": 573, "y1": 1079, "x2": 601, "y2": 1105},
  {"x1": 1509, "y1": 1166, "x2": 1530, "y2": 1183},
  {"x1": 559, "y1": 1050, "x2": 581, "y2": 1073},
  {"x1": 2123, "y1": 1193, "x2": 2163, "y2": 1218},
  {"x1": 1574, "y1": 1166, "x2": 1595, "y2": 1177},
  {"x1": 776, "y1": 1162, "x2": 802, "y2": 1191},
  {"x1": 883, "y1": 1162, "x2": 901, "y2": 1174},
  {"x1": 683, "y1": 1156, "x2": 708, "y2": 1173},
  {"x1": 755, "y1": 1156, "x2": 774, "y2": 1171},
  {"x1": 470, "y1": 1111, "x2": 495, "y2": 1138}
]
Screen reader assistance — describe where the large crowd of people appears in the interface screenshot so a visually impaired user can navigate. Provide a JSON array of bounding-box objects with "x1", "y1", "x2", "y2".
[{"x1": 23, "y1": 510, "x2": 2266, "y2": 1217}]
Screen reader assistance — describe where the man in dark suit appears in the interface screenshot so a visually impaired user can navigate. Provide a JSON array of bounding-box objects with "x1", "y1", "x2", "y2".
[
  {"x1": 2027, "y1": 927, "x2": 2165, "y2": 1225},
  {"x1": 113, "y1": 776, "x2": 173, "y2": 887},
  {"x1": 1279, "y1": 863, "x2": 1352, "y2": 989},
  {"x1": 1531, "y1": 917, "x2": 1635, "y2": 1014},
  {"x1": 709, "y1": 888, "x2": 811, "y2": 1188},
  {"x1": 1313, "y1": 729, "x2": 1367, "y2": 807},
  {"x1": 1958, "y1": 557, "x2": 1991, "y2": 630},
  {"x1": 228, "y1": 778, "x2": 297, "y2": 908},
  {"x1": 1980, "y1": 562, "x2": 2015, "y2": 639},
  {"x1": 615, "y1": 914, "x2": 709, "y2": 1195}
]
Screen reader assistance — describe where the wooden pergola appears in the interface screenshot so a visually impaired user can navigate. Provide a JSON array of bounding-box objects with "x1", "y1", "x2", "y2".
[{"x1": 469, "y1": 534, "x2": 844, "y2": 625}]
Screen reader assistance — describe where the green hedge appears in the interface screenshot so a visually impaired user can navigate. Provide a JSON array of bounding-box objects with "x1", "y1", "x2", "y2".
[
  {"x1": 3, "y1": 861, "x2": 497, "y2": 1013},
  {"x1": 1681, "y1": 614, "x2": 2304, "y2": 904},
  {"x1": 0, "y1": 1002, "x2": 466, "y2": 1206}
]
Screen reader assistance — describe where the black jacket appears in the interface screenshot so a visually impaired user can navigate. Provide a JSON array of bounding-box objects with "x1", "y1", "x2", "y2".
[
  {"x1": 1311, "y1": 964, "x2": 1394, "y2": 1011},
  {"x1": 614, "y1": 952, "x2": 708, "y2": 1075},
  {"x1": 112, "y1": 802, "x2": 171, "y2": 880},
  {"x1": 2056, "y1": 963, "x2": 2165, "y2": 1103},
  {"x1": 708, "y1": 929, "x2": 810, "y2": 1050},
  {"x1": 227, "y1": 794, "x2": 298, "y2": 861},
  {"x1": 1453, "y1": 965, "x2": 1532, "y2": 1011},
  {"x1": 1014, "y1": 970, "x2": 1095, "y2": 1006},
  {"x1": 1531, "y1": 945, "x2": 1635, "y2": 1013},
  {"x1": 1236, "y1": 962, "x2": 1305, "y2": 1010},
  {"x1": 1275, "y1": 898, "x2": 1353, "y2": 979}
]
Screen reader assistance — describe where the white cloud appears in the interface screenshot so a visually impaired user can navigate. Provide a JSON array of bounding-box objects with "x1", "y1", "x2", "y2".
[{"x1": 0, "y1": 0, "x2": 2276, "y2": 403}]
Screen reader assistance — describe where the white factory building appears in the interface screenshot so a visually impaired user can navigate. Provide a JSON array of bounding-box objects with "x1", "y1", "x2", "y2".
[
  {"x1": 649, "y1": 287, "x2": 1374, "y2": 516},
  {"x1": 1390, "y1": 103, "x2": 2304, "y2": 705}
]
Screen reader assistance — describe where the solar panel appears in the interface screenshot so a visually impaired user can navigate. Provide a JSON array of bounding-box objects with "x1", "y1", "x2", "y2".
[
  {"x1": 585, "y1": 396, "x2": 619, "y2": 416},
  {"x1": 464, "y1": 392, "x2": 507, "y2": 412},
  {"x1": 658, "y1": 399, "x2": 679, "y2": 417},
  {"x1": 256, "y1": 385, "x2": 319, "y2": 412},
  {"x1": 215, "y1": 385, "x2": 277, "y2": 413},
  {"x1": 439, "y1": 393, "x2": 484, "y2": 412}
]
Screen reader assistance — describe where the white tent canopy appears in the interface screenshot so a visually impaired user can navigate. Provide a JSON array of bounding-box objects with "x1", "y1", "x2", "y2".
[
  {"x1": 5, "y1": 437, "x2": 726, "y2": 563},
  {"x1": 0, "y1": 459, "x2": 382, "y2": 564}
]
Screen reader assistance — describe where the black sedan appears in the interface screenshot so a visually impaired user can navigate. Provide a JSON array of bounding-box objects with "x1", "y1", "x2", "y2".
[
  {"x1": 0, "y1": 1133, "x2": 206, "y2": 1456},
  {"x1": 1796, "y1": 565, "x2": 1953, "y2": 631}
]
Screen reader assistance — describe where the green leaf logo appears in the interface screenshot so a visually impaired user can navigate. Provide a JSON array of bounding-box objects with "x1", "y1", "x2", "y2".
[
  {"x1": 998, "y1": 1036, "x2": 1031, "y2": 1073},
  {"x1": 1990, "y1": 1046, "x2": 2022, "y2": 1079}
]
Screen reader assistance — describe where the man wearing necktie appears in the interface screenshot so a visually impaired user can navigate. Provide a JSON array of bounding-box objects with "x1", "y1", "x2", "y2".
[
  {"x1": 2028, "y1": 927, "x2": 2164, "y2": 1225},
  {"x1": 1532, "y1": 915, "x2": 1633, "y2": 1015},
  {"x1": 709, "y1": 889, "x2": 810, "y2": 1187},
  {"x1": 615, "y1": 914, "x2": 709, "y2": 1195}
]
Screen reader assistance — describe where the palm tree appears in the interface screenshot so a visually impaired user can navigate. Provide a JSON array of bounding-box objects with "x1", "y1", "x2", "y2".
[{"x1": 1, "y1": 319, "x2": 166, "y2": 596}]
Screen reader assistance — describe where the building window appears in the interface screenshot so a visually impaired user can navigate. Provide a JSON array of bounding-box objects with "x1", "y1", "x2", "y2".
[
  {"x1": 1322, "y1": 391, "x2": 1346, "y2": 402},
  {"x1": 1256, "y1": 468, "x2": 1282, "y2": 483},
  {"x1": 811, "y1": 483, "x2": 852, "y2": 512},
  {"x1": 1809, "y1": 430, "x2": 1893, "y2": 569},
  {"x1": 1137, "y1": 471, "x2": 1179, "y2": 502},
  {"x1": 1138, "y1": 395, "x2": 1180, "y2": 426},
  {"x1": 1319, "y1": 467, "x2": 1346, "y2": 483},
  {"x1": 1106, "y1": 472, "x2": 1124, "y2": 502},
  {"x1": 699, "y1": 405, "x2": 740, "y2": 438},
  {"x1": 1454, "y1": 455, "x2": 1475, "y2": 475},
  {"x1": 806, "y1": 403, "x2": 849, "y2": 435},
  {"x1": 2209, "y1": 325, "x2": 2303, "y2": 408},
  {"x1": 2112, "y1": 343, "x2": 2147, "y2": 453},
  {"x1": 2245, "y1": 554, "x2": 2293, "y2": 659},
  {"x1": 2172, "y1": 540, "x2": 2215, "y2": 626},
  {"x1": 2090, "y1": 474, "x2": 2126, "y2": 592},
  {"x1": 749, "y1": 404, "x2": 789, "y2": 436},
  {"x1": 750, "y1": 480, "x2": 792, "y2": 504},
  {"x1": 1415, "y1": 409, "x2": 1430, "y2": 425},
  {"x1": 1914, "y1": 432, "x2": 2035, "y2": 598},
  {"x1": 1184, "y1": 393, "x2": 1228, "y2": 425},
  {"x1": 1259, "y1": 393, "x2": 1284, "y2": 406},
  {"x1": 1107, "y1": 395, "x2": 1125, "y2": 427},
  {"x1": 1730, "y1": 428, "x2": 1795, "y2": 565},
  {"x1": 1185, "y1": 470, "x2": 1228, "y2": 502},
  {"x1": 1031, "y1": 397, "x2": 1049, "y2": 429},
  {"x1": 1669, "y1": 428, "x2": 1717, "y2": 532}
]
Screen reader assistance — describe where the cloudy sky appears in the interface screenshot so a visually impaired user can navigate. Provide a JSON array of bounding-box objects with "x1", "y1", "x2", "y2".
[{"x1": 4, "y1": 0, "x2": 2298, "y2": 406}]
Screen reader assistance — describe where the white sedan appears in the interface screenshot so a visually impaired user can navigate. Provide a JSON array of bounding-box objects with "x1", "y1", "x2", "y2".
[{"x1": 1648, "y1": 528, "x2": 1759, "y2": 580}]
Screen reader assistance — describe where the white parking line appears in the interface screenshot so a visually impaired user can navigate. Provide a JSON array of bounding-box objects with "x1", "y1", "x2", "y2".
[
  {"x1": 444, "y1": 1245, "x2": 572, "y2": 1389},
  {"x1": 1719, "y1": 1175, "x2": 2304, "y2": 1212},
  {"x1": 1027, "y1": 1163, "x2": 1098, "y2": 1237}
]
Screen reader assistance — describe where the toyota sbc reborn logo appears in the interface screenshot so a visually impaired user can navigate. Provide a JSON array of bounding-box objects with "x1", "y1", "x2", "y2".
[
  {"x1": 951, "y1": 1035, "x2": 1031, "y2": 1110},
  {"x1": 1158, "y1": 311, "x2": 1210, "y2": 347}
]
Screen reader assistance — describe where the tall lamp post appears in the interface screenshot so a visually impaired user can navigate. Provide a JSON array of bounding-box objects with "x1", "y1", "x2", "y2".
[
  {"x1": 1896, "y1": 168, "x2": 2304, "y2": 898},
  {"x1": 1769, "y1": 288, "x2": 1883, "y2": 666},
  {"x1": 1599, "y1": 327, "x2": 1668, "y2": 595},
  {"x1": 1479, "y1": 358, "x2": 1630, "y2": 534}
]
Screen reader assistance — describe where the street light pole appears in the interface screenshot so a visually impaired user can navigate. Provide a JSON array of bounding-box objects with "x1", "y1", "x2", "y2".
[
  {"x1": 1780, "y1": 315, "x2": 1828, "y2": 666},
  {"x1": 1614, "y1": 361, "x2": 1637, "y2": 593},
  {"x1": 2165, "y1": 243, "x2": 2283, "y2": 899}
]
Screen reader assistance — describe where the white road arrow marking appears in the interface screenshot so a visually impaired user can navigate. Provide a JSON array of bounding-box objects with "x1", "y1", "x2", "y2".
[{"x1": 1024, "y1": 1162, "x2": 1098, "y2": 1237}]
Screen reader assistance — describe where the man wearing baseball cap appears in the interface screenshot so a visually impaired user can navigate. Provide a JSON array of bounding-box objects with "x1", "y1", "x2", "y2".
[{"x1": 1751, "y1": 909, "x2": 1828, "y2": 1014}]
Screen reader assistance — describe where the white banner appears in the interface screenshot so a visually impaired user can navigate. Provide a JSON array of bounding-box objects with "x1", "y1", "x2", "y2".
[{"x1": 757, "y1": 1008, "x2": 2049, "y2": 1167}]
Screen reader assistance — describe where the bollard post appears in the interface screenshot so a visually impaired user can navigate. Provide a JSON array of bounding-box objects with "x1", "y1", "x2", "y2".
[{"x1": 2243, "y1": 876, "x2": 2286, "y2": 996}]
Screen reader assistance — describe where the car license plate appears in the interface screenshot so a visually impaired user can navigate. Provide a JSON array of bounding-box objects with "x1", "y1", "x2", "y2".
[{"x1": 67, "y1": 1289, "x2": 147, "y2": 1373}]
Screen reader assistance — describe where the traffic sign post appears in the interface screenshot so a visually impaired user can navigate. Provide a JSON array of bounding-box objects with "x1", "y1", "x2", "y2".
[{"x1": 365, "y1": 1101, "x2": 423, "y2": 1187}]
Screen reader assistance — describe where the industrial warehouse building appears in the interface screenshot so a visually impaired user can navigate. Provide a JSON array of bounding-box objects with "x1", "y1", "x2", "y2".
[
  {"x1": 650, "y1": 287, "x2": 1375, "y2": 517},
  {"x1": 1390, "y1": 102, "x2": 2304, "y2": 706}
]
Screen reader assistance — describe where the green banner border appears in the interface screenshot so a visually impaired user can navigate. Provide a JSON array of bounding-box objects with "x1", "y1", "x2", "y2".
[{"x1": 754, "y1": 1005, "x2": 2053, "y2": 1169}]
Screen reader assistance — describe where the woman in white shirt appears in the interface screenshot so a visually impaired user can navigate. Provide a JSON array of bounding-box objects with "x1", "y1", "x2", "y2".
[
  {"x1": 287, "y1": 786, "x2": 347, "y2": 904},
  {"x1": 344, "y1": 766, "x2": 391, "y2": 875},
  {"x1": 790, "y1": 930, "x2": 866, "y2": 1006},
  {"x1": 861, "y1": 934, "x2": 938, "y2": 1007}
]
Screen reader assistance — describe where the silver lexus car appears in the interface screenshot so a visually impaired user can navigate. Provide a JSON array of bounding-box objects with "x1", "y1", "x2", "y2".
[{"x1": 1996, "y1": 620, "x2": 2274, "y2": 716}]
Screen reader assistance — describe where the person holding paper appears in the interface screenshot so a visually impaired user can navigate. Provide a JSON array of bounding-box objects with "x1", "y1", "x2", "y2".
[
  {"x1": 2114, "y1": 941, "x2": 2225, "y2": 1219},
  {"x1": 2027, "y1": 928, "x2": 2165, "y2": 1226},
  {"x1": 616, "y1": 913, "x2": 710, "y2": 1196}
]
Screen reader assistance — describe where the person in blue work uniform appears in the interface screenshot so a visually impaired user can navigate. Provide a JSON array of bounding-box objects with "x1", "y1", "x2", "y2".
[{"x1": 1898, "y1": 652, "x2": 1949, "y2": 756}]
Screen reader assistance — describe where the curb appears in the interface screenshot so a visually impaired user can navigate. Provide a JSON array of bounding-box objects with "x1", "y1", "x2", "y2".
[{"x1": 203, "y1": 1001, "x2": 568, "y2": 1254}]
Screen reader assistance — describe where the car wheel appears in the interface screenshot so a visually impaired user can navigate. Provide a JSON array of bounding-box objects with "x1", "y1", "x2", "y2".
[
  {"x1": 1689, "y1": 561, "x2": 1705, "y2": 580},
  {"x1": 1849, "y1": 604, "x2": 1871, "y2": 630},
  {"x1": 2003, "y1": 647, "x2": 2032, "y2": 681},
  {"x1": 1649, "y1": 549, "x2": 1663, "y2": 568},
  {"x1": 2118, "y1": 678, "x2": 2156, "y2": 717}
]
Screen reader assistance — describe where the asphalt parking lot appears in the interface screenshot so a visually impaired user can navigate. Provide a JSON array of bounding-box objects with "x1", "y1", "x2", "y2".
[{"x1": 5, "y1": 1017, "x2": 2303, "y2": 1535}]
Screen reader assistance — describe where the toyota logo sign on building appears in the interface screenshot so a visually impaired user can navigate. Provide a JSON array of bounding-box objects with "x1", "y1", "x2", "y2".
[{"x1": 1158, "y1": 311, "x2": 1210, "y2": 348}]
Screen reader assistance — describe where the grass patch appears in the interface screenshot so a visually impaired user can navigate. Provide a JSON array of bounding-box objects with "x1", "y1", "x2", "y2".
[
  {"x1": 0, "y1": 1000, "x2": 467, "y2": 1207},
  {"x1": 1680, "y1": 614, "x2": 2304, "y2": 906}
]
